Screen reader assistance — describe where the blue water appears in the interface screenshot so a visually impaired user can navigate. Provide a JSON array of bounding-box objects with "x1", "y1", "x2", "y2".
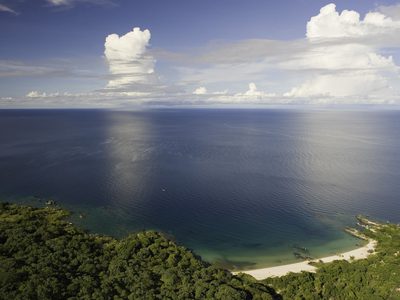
[{"x1": 1, "y1": 108, "x2": 400, "y2": 269}]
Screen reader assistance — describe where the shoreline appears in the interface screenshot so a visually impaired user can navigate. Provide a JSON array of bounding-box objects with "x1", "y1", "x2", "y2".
[{"x1": 234, "y1": 239, "x2": 377, "y2": 280}]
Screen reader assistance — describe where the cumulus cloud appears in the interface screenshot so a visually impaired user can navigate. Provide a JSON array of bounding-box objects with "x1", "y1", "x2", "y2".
[
  {"x1": 191, "y1": 86, "x2": 229, "y2": 97},
  {"x1": 201, "y1": 83, "x2": 277, "y2": 104},
  {"x1": 26, "y1": 91, "x2": 47, "y2": 98},
  {"x1": 0, "y1": 4, "x2": 18, "y2": 14},
  {"x1": 282, "y1": 46, "x2": 397, "y2": 99},
  {"x1": 236, "y1": 83, "x2": 276, "y2": 99},
  {"x1": 169, "y1": 3, "x2": 400, "y2": 104},
  {"x1": 283, "y1": 3, "x2": 400, "y2": 100},
  {"x1": 244, "y1": 83, "x2": 262, "y2": 96},
  {"x1": 193, "y1": 86, "x2": 207, "y2": 95},
  {"x1": 307, "y1": 3, "x2": 400, "y2": 40},
  {"x1": 377, "y1": 4, "x2": 400, "y2": 21},
  {"x1": 2, "y1": 3, "x2": 400, "y2": 107},
  {"x1": 104, "y1": 27, "x2": 156, "y2": 89}
]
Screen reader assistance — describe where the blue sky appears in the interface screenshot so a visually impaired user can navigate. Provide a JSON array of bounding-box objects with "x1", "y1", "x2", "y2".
[{"x1": 1, "y1": 0, "x2": 400, "y2": 107}]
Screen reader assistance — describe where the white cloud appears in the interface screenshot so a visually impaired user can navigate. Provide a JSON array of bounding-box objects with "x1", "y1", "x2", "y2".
[
  {"x1": 307, "y1": 3, "x2": 400, "y2": 40},
  {"x1": 247, "y1": 82, "x2": 269, "y2": 96},
  {"x1": 191, "y1": 86, "x2": 229, "y2": 97},
  {"x1": 284, "y1": 3, "x2": 400, "y2": 100},
  {"x1": 281, "y1": 43, "x2": 395, "y2": 71},
  {"x1": 104, "y1": 27, "x2": 156, "y2": 89},
  {"x1": 172, "y1": 5, "x2": 398, "y2": 103},
  {"x1": 282, "y1": 43, "x2": 397, "y2": 99},
  {"x1": 26, "y1": 91, "x2": 76, "y2": 98},
  {"x1": 377, "y1": 4, "x2": 400, "y2": 21},
  {"x1": 46, "y1": 0, "x2": 115, "y2": 7},
  {"x1": 193, "y1": 86, "x2": 207, "y2": 95},
  {"x1": 243, "y1": 82, "x2": 264, "y2": 96},
  {"x1": 177, "y1": 60, "x2": 274, "y2": 86},
  {"x1": 17, "y1": 90, "x2": 156, "y2": 108},
  {"x1": 0, "y1": 60, "x2": 73, "y2": 77},
  {"x1": 0, "y1": 4, "x2": 18, "y2": 14},
  {"x1": 284, "y1": 71, "x2": 391, "y2": 98},
  {"x1": 47, "y1": 0, "x2": 69, "y2": 5},
  {"x1": 204, "y1": 83, "x2": 277, "y2": 104},
  {"x1": 236, "y1": 82, "x2": 276, "y2": 98},
  {"x1": 3, "y1": 3, "x2": 400, "y2": 107},
  {"x1": 26, "y1": 91, "x2": 47, "y2": 98}
]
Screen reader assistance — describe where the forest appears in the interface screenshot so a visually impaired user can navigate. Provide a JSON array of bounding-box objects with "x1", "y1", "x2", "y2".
[
  {"x1": 0, "y1": 203, "x2": 276, "y2": 299},
  {"x1": 264, "y1": 216, "x2": 400, "y2": 299},
  {"x1": 1, "y1": 202, "x2": 400, "y2": 299}
]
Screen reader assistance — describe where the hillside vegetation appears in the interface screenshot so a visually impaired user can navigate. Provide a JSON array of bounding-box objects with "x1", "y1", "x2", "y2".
[
  {"x1": 1, "y1": 202, "x2": 400, "y2": 299},
  {"x1": 264, "y1": 216, "x2": 400, "y2": 299},
  {"x1": 0, "y1": 203, "x2": 276, "y2": 300}
]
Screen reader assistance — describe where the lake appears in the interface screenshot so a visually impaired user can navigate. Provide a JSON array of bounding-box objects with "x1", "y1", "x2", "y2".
[{"x1": 1, "y1": 108, "x2": 399, "y2": 269}]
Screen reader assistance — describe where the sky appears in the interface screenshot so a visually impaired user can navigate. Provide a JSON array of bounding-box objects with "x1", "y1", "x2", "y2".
[{"x1": 1, "y1": 0, "x2": 400, "y2": 108}]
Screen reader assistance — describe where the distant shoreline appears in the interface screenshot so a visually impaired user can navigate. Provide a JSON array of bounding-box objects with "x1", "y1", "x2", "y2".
[{"x1": 235, "y1": 239, "x2": 377, "y2": 280}]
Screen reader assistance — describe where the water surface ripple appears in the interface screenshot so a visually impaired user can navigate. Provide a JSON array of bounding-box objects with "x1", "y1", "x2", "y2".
[{"x1": 1, "y1": 109, "x2": 399, "y2": 269}]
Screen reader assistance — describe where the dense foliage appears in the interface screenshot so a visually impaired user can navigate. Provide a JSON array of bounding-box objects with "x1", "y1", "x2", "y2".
[
  {"x1": 264, "y1": 219, "x2": 400, "y2": 299},
  {"x1": 2, "y1": 202, "x2": 400, "y2": 299},
  {"x1": 0, "y1": 203, "x2": 276, "y2": 299}
]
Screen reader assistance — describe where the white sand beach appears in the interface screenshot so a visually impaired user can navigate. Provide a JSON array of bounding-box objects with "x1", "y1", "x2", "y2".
[{"x1": 234, "y1": 239, "x2": 377, "y2": 280}]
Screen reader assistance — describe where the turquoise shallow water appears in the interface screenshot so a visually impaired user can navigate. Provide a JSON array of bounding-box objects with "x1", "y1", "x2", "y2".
[{"x1": 1, "y1": 108, "x2": 399, "y2": 269}]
